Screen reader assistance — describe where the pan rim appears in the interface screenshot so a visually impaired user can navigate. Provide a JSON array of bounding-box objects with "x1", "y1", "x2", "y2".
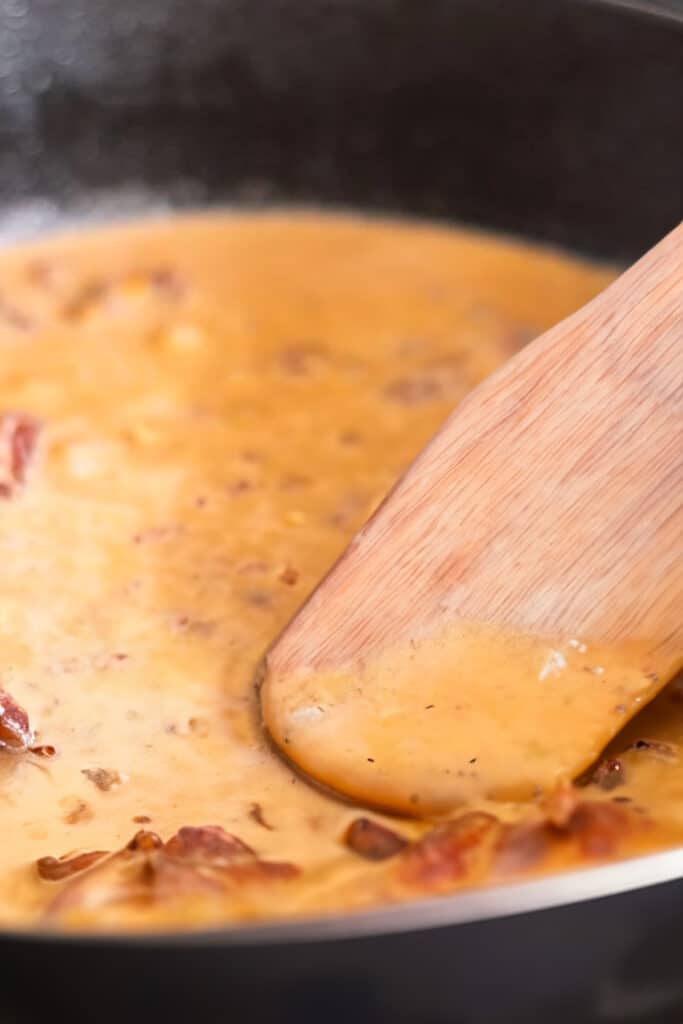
[{"x1": 1, "y1": 844, "x2": 680, "y2": 949}]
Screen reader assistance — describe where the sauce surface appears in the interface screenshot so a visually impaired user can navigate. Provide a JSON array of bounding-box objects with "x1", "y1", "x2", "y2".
[
  {"x1": 263, "y1": 624, "x2": 673, "y2": 815},
  {"x1": 0, "y1": 211, "x2": 680, "y2": 930}
]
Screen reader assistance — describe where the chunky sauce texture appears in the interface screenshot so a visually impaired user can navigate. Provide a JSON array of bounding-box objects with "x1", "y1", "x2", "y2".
[{"x1": 0, "y1": 211, "x2": 681, "y2": 931}]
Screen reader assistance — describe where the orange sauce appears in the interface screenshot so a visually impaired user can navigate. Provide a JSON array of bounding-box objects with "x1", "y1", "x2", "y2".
[{"x1": 0, "y1": 211, "x2": 679, "y2": 930}]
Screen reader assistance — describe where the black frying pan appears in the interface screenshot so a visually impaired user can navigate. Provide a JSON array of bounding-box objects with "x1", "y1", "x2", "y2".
[{"x1": 0, "y1": 2, "x2": 681, "y2": 1022}]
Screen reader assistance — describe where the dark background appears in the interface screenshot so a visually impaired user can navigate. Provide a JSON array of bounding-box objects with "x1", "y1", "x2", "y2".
[{"x1": 1, "y1": 0, "x2": 681, "y2": 257}]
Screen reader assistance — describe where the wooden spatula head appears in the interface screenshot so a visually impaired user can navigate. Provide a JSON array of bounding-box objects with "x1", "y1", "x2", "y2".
[{"x1": 261, "y1": 225, "x2": 683, "y2": 815}]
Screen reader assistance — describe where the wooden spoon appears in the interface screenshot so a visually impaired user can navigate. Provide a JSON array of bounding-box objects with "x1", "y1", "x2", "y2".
[{"x1": 260, "y1": 224, "x2": 683, "y2": 816}]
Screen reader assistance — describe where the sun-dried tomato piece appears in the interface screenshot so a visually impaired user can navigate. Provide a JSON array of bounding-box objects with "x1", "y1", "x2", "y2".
[
  {"x1": 44, "y1": 837, "x2": 210, "y2": 915},
  {"x1": 344, "y1": 817, "x2": 407, "y2": 861},
  {"x1": 397, "y1": 812, "x2": 499, "y2": 887},
  {"x1": 590, "y1": 757, "x2": 626, "y2": 791},
  {"x1": 563, "y1": 802, "x2": 635, "y2": 857},
  {"x1": 43, "y1": 823, "x2": 299, "y2": 917},
  {"x1": 493, "y1": 822, "x2": 549, "y2": 874},
  {"x1": 81, "y1": 767, "x2": 123, "y2": 791},
  {"x1": 0, "y1": 413, "x2": 40, "y2": 499},
  {"x1": 127, "y1": 830, "x2": 164, "y2": 852},
  {"x1": 164, "y1": 825, "x2": 254, "y2": 863},
  {"x1": 143, "y1": 853, "x2": 225, "y2": 900},
  {"x1": 37, "y1": 850, "x2": 109, "y2": 881},
  {"x1": 163, "y1": 826, "x2": 298, "y2": 883},
  {"x1": 0, "y1": 688, "x2": 33, "y2": 751},
  {"x1": 29, "y1": 743, "x2": 58, "y2": 758}
]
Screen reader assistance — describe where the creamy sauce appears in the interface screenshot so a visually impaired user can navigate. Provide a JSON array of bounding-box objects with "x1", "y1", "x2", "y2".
[
  {"x1": 0, "y1": 211, "x2": 680, "y2": 931},
  {"x1": 263, "y1": 623, "x2": 675, "y2": 815}
]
